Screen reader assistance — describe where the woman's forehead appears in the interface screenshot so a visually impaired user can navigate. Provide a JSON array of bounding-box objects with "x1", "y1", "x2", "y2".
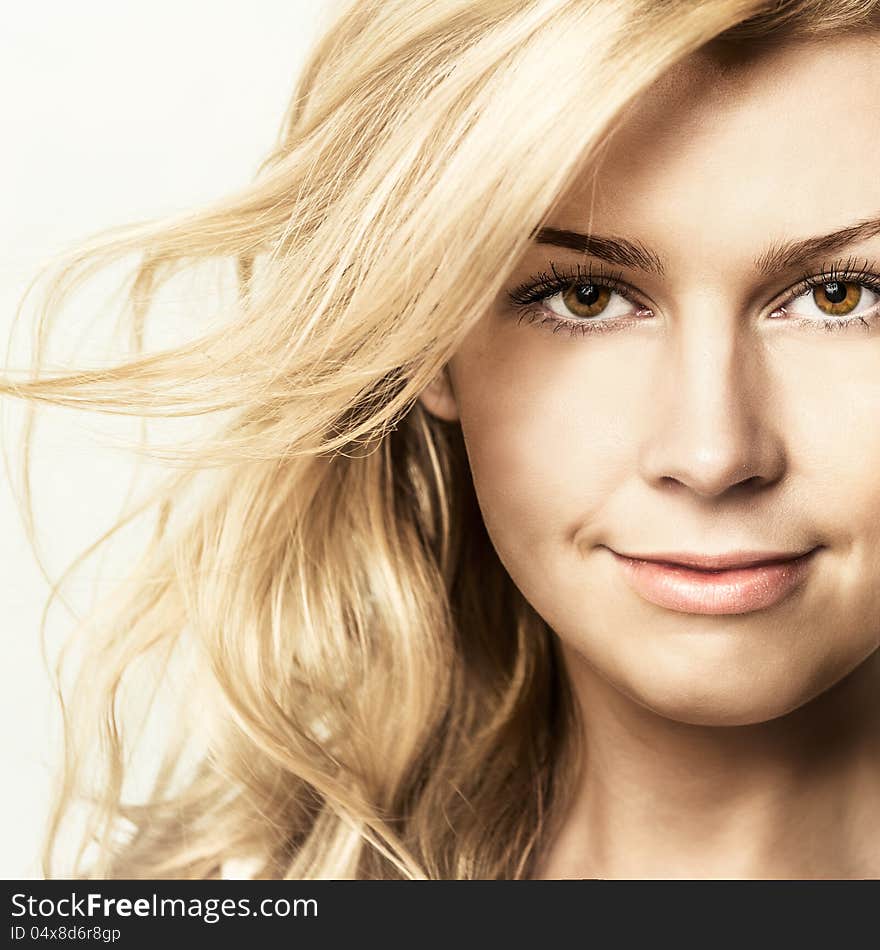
[{"x1": 548, "y1": 33, "x2": 880, "y2": 271}]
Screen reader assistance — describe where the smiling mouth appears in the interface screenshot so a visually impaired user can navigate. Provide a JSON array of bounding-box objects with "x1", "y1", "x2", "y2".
[{"x1": 608, "y1": 547, "x2": 820, "y2": 615}]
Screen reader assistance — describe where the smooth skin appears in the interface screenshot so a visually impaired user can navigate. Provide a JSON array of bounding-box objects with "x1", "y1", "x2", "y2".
[{"x1": 420, "y1": 33, "x2": 880, "y2": 878}]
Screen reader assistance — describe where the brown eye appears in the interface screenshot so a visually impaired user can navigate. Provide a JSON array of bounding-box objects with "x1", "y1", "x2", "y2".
[
  {"x1": 813, "y1": 282, "x2": 862, "y2": 316},
  {"x1": 561, "y1": 282, "x2": 612, "y2": 318}
]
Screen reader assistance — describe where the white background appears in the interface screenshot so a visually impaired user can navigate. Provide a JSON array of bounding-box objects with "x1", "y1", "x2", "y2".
[{"x1": 0, "y1": 0, "x2": 325, "y2": 879}]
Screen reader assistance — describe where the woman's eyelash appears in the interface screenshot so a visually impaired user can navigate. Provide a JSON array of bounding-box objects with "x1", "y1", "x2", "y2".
[
  {"x1": 785, "y1": 256, "x2": 880, "y2": 304},
  {"x1": 505, "y1": 256, "x2": 880, "y2": 337},
  {"x1": 507, "y1": 260, "x2": 636, "y2": 309}
]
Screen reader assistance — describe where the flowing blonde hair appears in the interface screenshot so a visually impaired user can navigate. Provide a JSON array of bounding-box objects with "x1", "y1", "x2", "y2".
[{"x1": 5, "y1": 0, "x2": 879, "y2": 879}]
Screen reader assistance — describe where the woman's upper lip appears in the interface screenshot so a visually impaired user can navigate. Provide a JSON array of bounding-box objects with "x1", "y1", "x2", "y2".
[{"x1": 610, "y1": 548, "x2": 818, "y2": 571}]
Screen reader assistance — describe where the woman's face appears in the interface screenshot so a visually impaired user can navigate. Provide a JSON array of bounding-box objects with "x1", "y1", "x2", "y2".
[{"x1": 419, "y1": 32, "x2": 880, "y2": 726}]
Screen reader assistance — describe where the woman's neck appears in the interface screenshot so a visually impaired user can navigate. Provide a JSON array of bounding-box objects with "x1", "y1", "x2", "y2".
[{"x1": 534, "y1": 646, "x2": 880, "y2": 879}]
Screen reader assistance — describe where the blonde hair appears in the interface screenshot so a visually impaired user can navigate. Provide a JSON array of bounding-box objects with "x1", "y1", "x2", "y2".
[{"x1": 5, "y1": 0, "x2": 879, "y2": 879}]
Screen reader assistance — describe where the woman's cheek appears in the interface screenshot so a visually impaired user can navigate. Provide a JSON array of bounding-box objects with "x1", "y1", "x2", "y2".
[
  {"x1": 459, "y1": 390, "x2": 624, "y2": 581},
  {"x1": 451, "y1": 325, "x2": 654, "y2": 579}
]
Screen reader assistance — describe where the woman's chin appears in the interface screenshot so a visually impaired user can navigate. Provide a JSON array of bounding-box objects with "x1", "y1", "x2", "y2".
[
  {"x1": 603, "y1": 654, "x2": 849, "y2": 728},
  {"x1": 632, "y1": 691, "x2": 808, "y2": 728}
]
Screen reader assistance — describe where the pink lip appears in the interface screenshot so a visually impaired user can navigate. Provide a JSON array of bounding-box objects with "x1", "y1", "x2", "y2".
[{"x1": 610, "y1": 548, "x2": 819, "y2": 615}]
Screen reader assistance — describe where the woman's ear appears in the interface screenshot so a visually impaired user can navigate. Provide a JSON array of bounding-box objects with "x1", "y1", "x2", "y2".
[{"x1": 418, "y1": 365, "x2": 460, "y2": 422}]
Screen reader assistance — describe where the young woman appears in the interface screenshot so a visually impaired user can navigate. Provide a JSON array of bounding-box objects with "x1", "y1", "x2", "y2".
[{"x1": 6, "y1": 0, "x2": 880, "y2": 879}]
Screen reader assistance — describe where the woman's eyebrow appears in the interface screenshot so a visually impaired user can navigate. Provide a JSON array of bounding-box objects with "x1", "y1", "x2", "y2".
[
  {"x1": 754, "y1": 214, "x2": 880, "y2": 275},
  {"x1": 532, "y1": 227, "x2": 665, "y2": 275},
  {"x1": 534, "y1": 215, "x2": 880, "y2": 278}
]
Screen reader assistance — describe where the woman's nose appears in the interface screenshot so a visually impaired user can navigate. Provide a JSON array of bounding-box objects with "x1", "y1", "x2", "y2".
[{"x1": 637, "y1": 319, "x2": 788, "y2": 499}]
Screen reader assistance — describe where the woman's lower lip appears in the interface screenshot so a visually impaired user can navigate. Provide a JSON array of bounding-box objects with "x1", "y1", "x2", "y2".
[{"x1": 611, "y1": 549, "x2": 818, "y2": 615}]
